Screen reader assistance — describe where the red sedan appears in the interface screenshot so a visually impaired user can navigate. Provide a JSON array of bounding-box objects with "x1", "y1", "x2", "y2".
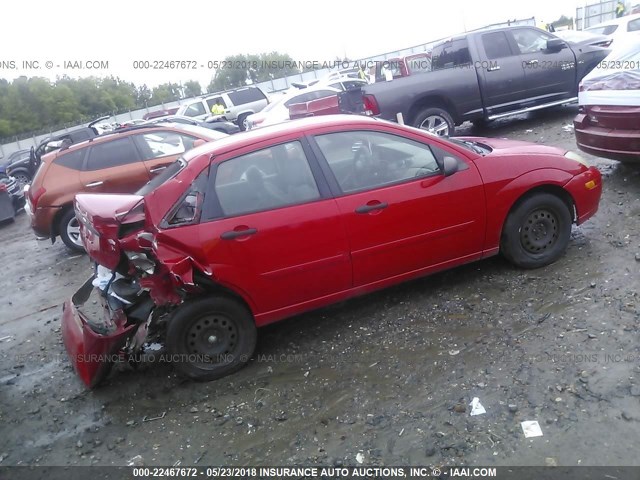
[{"x1": 63, "y1": 115, "x2": 602, "y2": 387}]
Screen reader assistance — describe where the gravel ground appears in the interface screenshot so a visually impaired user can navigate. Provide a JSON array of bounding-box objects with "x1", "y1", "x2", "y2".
[{"x1": 1, "y1": 105, "x2": 639, "y2": 468}]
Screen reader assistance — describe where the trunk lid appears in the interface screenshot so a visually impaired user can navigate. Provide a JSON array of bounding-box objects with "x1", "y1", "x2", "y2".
[{"x1": 75, "y1": 193, "x2": 144, "y2": 270}]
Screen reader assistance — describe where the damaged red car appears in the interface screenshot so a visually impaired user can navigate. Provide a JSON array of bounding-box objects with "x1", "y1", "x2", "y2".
[{"x1": 63, "y1": 115, "x2": 602, "y2": 387}]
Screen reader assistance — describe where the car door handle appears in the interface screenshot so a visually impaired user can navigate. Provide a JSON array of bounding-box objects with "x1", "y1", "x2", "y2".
[
  {"x1": 487, "y1": 65, "x2": 501, "y2": 71},
  {"x1": 524, "y1": 60, "x2": 538, "y2": 65},
  {"x1": 85, "y1": 181, "x2": 104, "y2": 187},
  {"x1": 355, "y1": 201, "x2": 388, "y2": 214},
  {"x1": 220, "y1": 227, "x2": 257, "y2": 240},
  {"x1": 149, "y1": 166, "x2": 166, "y2": 174}
]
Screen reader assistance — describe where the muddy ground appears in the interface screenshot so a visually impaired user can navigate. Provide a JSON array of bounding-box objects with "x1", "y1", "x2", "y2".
[{"x1": 1, "y1": 105, "x2": 639, "y2": 468}]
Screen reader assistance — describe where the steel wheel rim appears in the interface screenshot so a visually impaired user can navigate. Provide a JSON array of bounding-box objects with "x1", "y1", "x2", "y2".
[
  {"x1": 186, "y1": 313, "x2": 238, "y2": 366},
  {"x1": 419, "y1": 115, "x2": 449, "y2": 136},
  {"x1": 66, "y1": 217, "x2": 83, "y2": 246},
  {"x1": 520, "y1": 208, "x2": 559, "y2": 254},
  {"x1": 14, "y1": 174, "x2": 29, "y2": 187}
]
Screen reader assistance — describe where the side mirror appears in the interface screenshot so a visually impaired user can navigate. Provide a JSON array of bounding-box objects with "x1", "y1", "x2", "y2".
[
  {"x1": 443, "y1": 156, "x2": 459, "y2": 177},
  {"x1": 546, "y1": 38, "x2": 566, "y2": 52}
]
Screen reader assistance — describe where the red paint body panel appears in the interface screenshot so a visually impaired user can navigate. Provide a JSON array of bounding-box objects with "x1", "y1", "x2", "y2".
[
  {"x1": 61, "y1": 278, "x2": 135, "y2": 387},
  {"x1": 574, "y1": 107, "x2": 640, "y2": 163}
]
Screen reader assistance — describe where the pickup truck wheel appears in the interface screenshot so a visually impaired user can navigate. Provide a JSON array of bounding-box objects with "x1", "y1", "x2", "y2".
[
  {"x1": 59, "y1": 209, "x2": 85, "y2": 253},
  {"x1": 414, "y1": 107, "x2": 454, "y2": 137},
  {"x1": 500, "y1": 193, "x2": 572, "y2": 269},
  {"x1": 166, "y1": 296, "x2": 257, "y2": 381}
]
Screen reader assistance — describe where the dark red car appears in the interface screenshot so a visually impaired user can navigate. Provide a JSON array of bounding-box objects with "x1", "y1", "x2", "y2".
[
  {"x1": 63, "y1": 115, "x2": 602, "y2": 387},
  {"x1": 574, "y1": 43, "x2": 640, "y2": 162}
]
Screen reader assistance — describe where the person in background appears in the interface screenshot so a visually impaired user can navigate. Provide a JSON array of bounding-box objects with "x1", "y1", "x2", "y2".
[
  {"x1": 211, "y1": 100, "x2": 225, "y2": 115},
  {"x1": 616, "y1": 0, "x2": 626, "y2": 17}
]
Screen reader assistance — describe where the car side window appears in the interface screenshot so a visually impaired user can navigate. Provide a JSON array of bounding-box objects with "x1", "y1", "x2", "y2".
[
  {"x1": 513, "y1": 29, "x2": 552, "y2": 54},
  {"x1": 184, "y1": 102, "x2": 207, "y2": 117},
  {"x1": 206, "y1": 97, "x2": 227, "y2": 109},
  {"x1": 628, "y1": 18, "x2": 640, "y2": 32},
  {"x1": 214, "y1": 141, "x2": 321, "y2": 217},
  {"x1": 85, "y1": 138, "x2": 140, "y2": 171},
  {"x1": 133, "y1": 131, "x2": 198, "y2": 160},
  {"x1": 54, "y1": 148, "x2": 87, "y2": 170},
  {"x1": 432, "y1": 38, "x2": 472, "y2": 69},
  {"x1": 482, "y1": 31, "x2": 515, "y2": 59},
  {"x1": 315, "y1": 131, "x2": 441, "y2": 194}
]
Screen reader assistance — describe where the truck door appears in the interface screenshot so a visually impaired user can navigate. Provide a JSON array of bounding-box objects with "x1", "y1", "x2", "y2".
[
  {"x1": 510, "y1": 28, "x2": 577, "y2": 103},
  {"x1": 477, "y1": 30, "x2": 528, "y2": 114}
]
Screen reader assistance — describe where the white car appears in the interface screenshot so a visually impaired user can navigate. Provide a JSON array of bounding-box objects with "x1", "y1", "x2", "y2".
[
  {"x1": 246, "y1": 86, "x2": 341, "y2": 130},
  {"x1": 585, "y1": 13, "x2": 640, "y2": 48}
]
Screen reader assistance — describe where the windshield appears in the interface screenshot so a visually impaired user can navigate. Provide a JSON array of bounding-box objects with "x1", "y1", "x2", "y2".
[{"x1": 136, "y1": 158, "x2": 186, "y2": 196}]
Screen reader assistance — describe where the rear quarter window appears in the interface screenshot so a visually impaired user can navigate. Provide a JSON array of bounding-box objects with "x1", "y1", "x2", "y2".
[
  {"x1": 227, "y1": 88, "x2": 267, "y2": 105},
  {"x1": 53, "y1": 148, "x2": 87, "y2": 170},
  {"x1": 432, "y1": 38, "x2": 472, "y2": 69}
]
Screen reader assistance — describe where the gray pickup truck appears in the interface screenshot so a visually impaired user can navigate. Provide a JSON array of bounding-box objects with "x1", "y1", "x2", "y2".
[{"x1": 361, "y1": 26, "x2": 609, "y2": 136}]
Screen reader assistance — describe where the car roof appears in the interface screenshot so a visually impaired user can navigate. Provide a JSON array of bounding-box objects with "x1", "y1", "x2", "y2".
[
  {"x1": 50, "y1": 124, "x2": 205, "y2": 157},
  {"x1": 185, "y1": 114, "x2": 385, "y2": 161},
  {"x1": 587, "y1": 12, "x2": 640, "y2": 28}
]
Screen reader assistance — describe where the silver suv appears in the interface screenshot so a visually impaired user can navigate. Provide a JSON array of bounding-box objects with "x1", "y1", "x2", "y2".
[{"x1": 176, "y1": 86, "x2": 269, "y2": 130}]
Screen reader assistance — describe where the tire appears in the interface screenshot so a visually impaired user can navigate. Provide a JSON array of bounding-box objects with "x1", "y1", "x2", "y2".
[
  {"x1": 237, "y1": 113, "x2": 250, "y2": 132},
  {"x1": 58, "y1": 208, "x2": 85, "y2": 253},
  {"x1": 413, "y1": 107, "x2": 455, "y2": 137},
  {"x1": 500, "y1": 193, "x2": 572, "y2": 269},
  {"x1": 166, "y1": 296, "x2": 257, "y2": 381},
  {"x1": 11, "y1": 171, "x2": 31, "y2": 187}
]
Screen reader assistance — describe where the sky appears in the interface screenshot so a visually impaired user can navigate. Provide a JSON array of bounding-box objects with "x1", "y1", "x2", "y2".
[{"x1": 0, "y1": 0, "x2": 582, "y2": 88}]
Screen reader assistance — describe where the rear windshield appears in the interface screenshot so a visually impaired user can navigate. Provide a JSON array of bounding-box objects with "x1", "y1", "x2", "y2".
[
  {"x1": 227, "y1": 88, "x2": 266, "y2": 105},
  {"x1": 586, "y1": 24, "x2": 618, "y2": 35},
  {"x1": 136, "y1": 158, "x2": 185, "y2": 196}
]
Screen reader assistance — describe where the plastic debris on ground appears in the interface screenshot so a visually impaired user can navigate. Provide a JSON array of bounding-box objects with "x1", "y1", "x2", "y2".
[
  {"x1": 521, "y1": 420, "x2": 543, "y2": 438},
  {"x1": 469, "y1": 397, "x2": 486, "y2": 416}
]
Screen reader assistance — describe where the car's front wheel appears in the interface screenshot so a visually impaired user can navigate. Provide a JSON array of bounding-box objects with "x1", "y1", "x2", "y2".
[
  {"x1": 413, "y1": 107, "x2": 454, "y2": 137},
  {"x1": 11, "y1": 171, "x2": 31, "y2": 188},
  {"x1": 500, "y1": 192, "x2": 572, "y2": 269},
  {"x1": 166, "y1": 296, "x2": 257, "y2": 381},
  {"x1": 59, "y1": 209, "x2": 85, "y2": 253}
]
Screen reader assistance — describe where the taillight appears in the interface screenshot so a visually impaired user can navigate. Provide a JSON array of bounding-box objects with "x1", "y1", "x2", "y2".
[
  {"x1": 29, "y1": 186, "x2": 46, "y2": 209},
  {"x1": 363, "y1": 94, "x2": 380, "y2": 116},
  {"x1": 0, "y1": 184, "x2": 7, "y2": 193}
]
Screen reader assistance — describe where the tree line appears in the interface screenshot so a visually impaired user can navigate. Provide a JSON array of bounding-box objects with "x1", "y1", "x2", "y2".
[{"x1": 0, "y1": 52, "x2": 315, "y2": 140}]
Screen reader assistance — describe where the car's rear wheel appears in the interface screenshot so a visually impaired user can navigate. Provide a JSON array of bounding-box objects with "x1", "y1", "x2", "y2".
[
  {"x1": 166, "y1": 296, "x2": 257, "y2": 381},
  {"x1": 413, "y1": 107, "x2": 454, "y2": 137},
  {"x1": 59, "y1": 208, "x2": 85, "y2": 253},
  {"x1": 500, "y1": 192, "x2": 572, "y2": 269}
]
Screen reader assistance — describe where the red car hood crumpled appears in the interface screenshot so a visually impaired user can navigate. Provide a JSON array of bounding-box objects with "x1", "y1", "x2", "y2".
[{"x1": 457, "y1": 136, "x2": 567, "y2": 156}]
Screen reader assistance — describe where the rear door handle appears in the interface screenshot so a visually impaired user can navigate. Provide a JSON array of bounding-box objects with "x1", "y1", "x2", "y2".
[
  {"x1": 487, "y1": 65, "x2": 501, "y2": 71},
  {"x1": 525, "y1": 60, "x2": 538, "y2": 65},
  {"x1": 149, "y1": 166, "x2": 167, "y2": 174},
  {"x1": 85, "y1": 181, "x2": 104, "y2": 187},
  {"x1": 220, "y1": 228, "x2": 257, "y2": 240},
  {"x1": 355, "y1": 201, "x2": 388, "y2": 214}
]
